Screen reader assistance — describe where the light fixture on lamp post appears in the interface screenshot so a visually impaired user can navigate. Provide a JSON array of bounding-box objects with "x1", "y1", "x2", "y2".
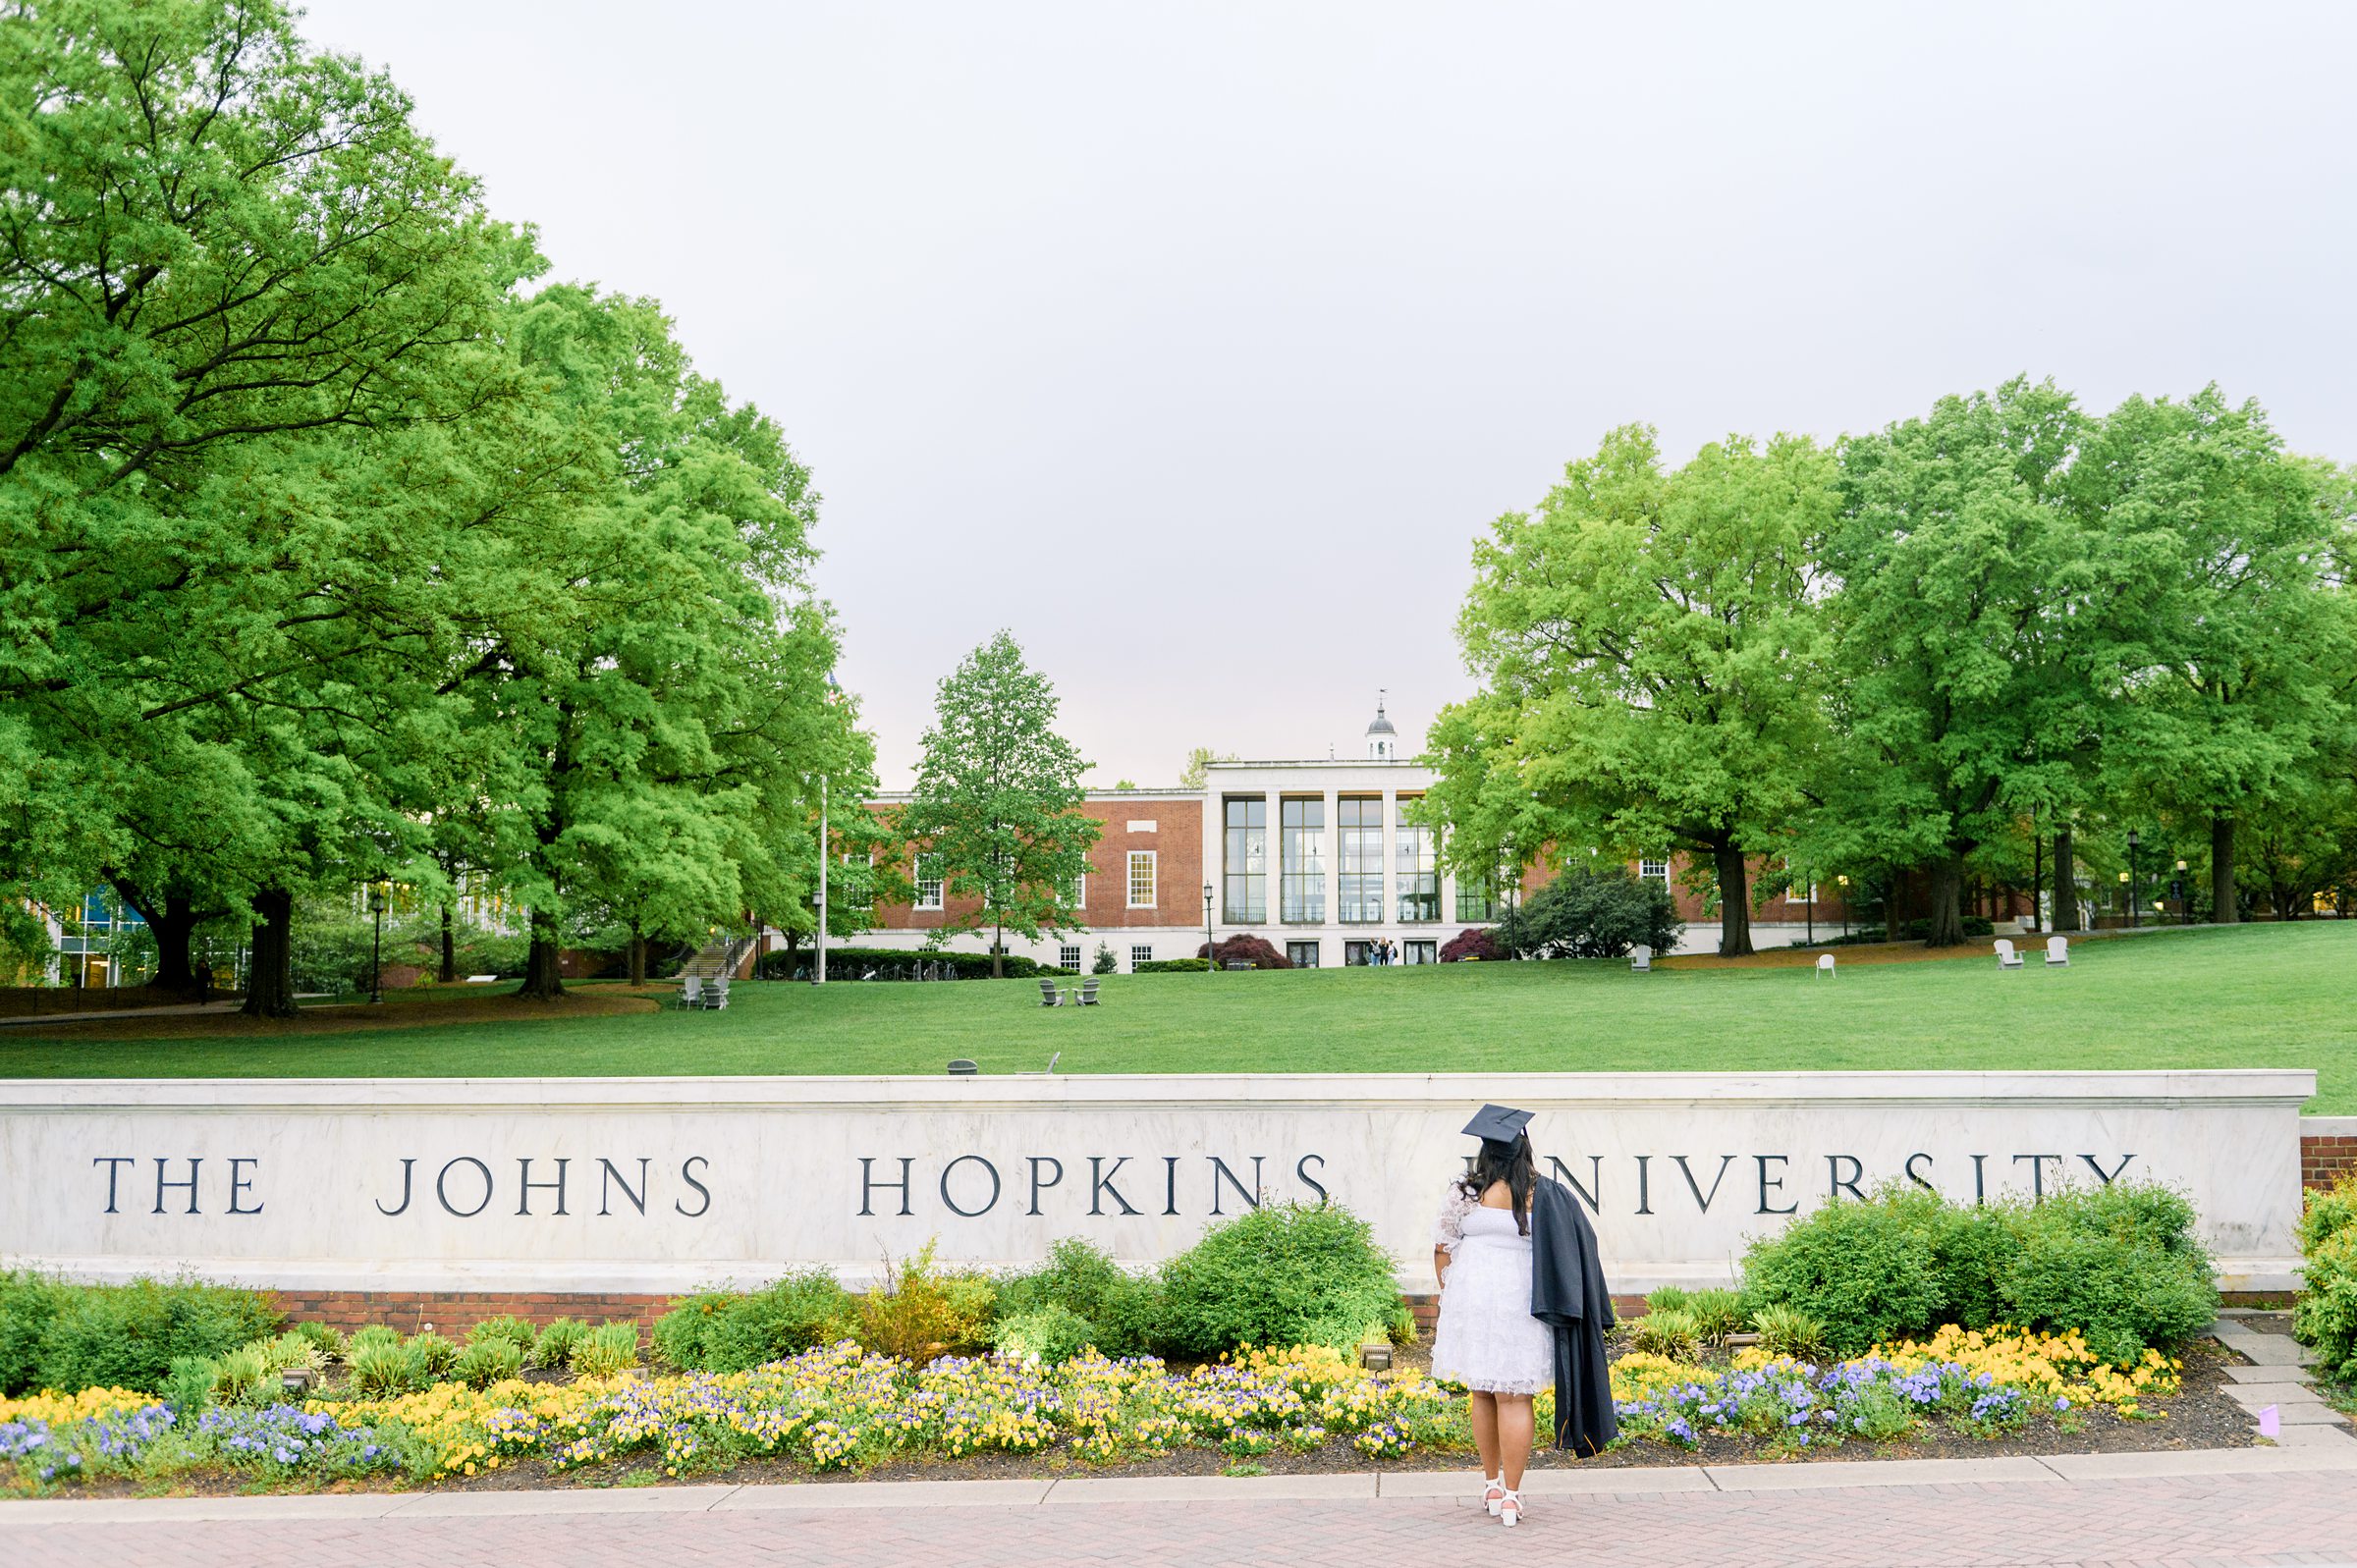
[
  {"x1": 367, "y1": 884, "x2": 388, "y2": 1003},
  {"x1": 1203, "y1": 883, "x2": 1215, "y2": 974}
]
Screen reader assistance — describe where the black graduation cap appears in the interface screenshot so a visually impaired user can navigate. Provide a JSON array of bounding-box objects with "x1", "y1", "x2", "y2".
[{"x1": 1462, "y1": 1104, "x2": 1533, "y2": 1144}]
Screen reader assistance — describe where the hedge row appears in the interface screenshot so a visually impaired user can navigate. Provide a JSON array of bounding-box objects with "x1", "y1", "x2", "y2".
[{"x1": 752, "y1": 946, "x2": 1051, "y2": 981}]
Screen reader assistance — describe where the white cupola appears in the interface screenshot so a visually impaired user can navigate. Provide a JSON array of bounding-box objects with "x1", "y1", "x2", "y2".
[{"x1": 1365, "y1": 692, "x2": 1398, "y2": 760}]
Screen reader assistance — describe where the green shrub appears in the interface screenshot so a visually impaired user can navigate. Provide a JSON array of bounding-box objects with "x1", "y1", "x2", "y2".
[
  {"x1": 2295, "y1": 1173, "x2": 2357, "y2": 1380},
  {"x1": 163, "y1": 1355, "x2": 217, "y2": 1412},
  {"x1": 1642, "y1": 1285, "x2": 1693, "y2": 1315},
  {"x1": 1923, "y1": 1203, "x2": 2023, "y2": 1330},
  {"x1": 855, "y1": 1245, "x2": 996, "y2": 1362},
  {"x1": 995, "y1": 1239, "x2": 1152, "y2": 1356},
  {"x1": 572, "y1": 1323, "x2": 640, "y2": 1378},
  {"x1": 1751, "y1": 1303, "x2": 1830, "y2": 1360},
  {"x1": 346, "y1": 1325, "x2": 403, "y2": 1358},
  {"x1": 264, "y1": 1330, "x2": 325, "y2": 1377},
  {"x1": 530, "y1": 1318, "x2": 592, "y2": 1370},
  {"x1": 2000, "y1": 1183, "x2": 2214, "y2": 1365},
  {"x1": 452, "y1": 1338, "x2": 524, "y2": 1388},
  {"x1": 348, "y1": 1342, "x2": 417, "y2": 1397},
  {"x1": 209, "y1": 1342, "x2": 272, "y2": 1405},
  {"x1": 1156, "y1": 1202, "x2": 1403, "y2": 1359},
  {"x1": 1739, "y1": 1181, "x2": 2216, "y2": 1365},
  {"x1": 467, "y1": 1315, "x2": 538, "y2": 1354},
  {"x1": 1497, "y1": 866, "x2": 1683, "y2": 959},
  {"x1": 990, "y1": 1304, "x2": 1101, "y2": 1365},
  {"x1": 754, "y1": 946, "x2": 1044, "y2": 981},
  {"x1": 653, "y1": 1271, "x2": 855, "y2": 1372},
  {"x1": 1134, "y1": 957, "x2": 1212, "y2": 973},
  {"x1": 287, "y1": 1321, "x2": 345, "y2": 1362},
  {"x1": 6, "y1": 1275, "x2": 280, "y2": 1396},
  {"x1": 407, "y1": 1330, "x2": 459, "y2": 1379},
  {"x1": 0, "y1": 1271, "x2": 66, "y2": 1394},
  {"x1": 1625, "y1": 1307, "x2": 1701, "y2": 1359},
  {"x1": 1740, "y1": 1191, "x2": 1945, "y2": 1355},
  {"x1": 2298, "y1": 1170, "x2": 2357, "y2": 1259},
  {"x1": 1684, "y1": 1288, "x2": 1746, "y2": 1346},
  {"x1": 2296, "y1": 1226, "x2": 2357, "y2": 1382}
]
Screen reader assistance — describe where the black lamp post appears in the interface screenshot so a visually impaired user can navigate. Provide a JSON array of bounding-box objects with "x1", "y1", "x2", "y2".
[
  {"x1": 2174, "y1": 859, "x2": 2189, "y2": 925},
  {"x1": 1836, "y1": 875, "x2": 1849, "y2": 940},
  {"x1": 367, "y1": 884, "x2": 388, "y2": 1003},
  {"x1": 1202, "y1": 883, "x2": 1215, "y2": 974},
  {"x1": 2125, "y1": 830, "x2": 2141, "y2": 929}
]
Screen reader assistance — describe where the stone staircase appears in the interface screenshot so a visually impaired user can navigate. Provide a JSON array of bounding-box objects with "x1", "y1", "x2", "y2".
[{"x1": 678, "y1": 932, "x2": 759, "y2": 983}]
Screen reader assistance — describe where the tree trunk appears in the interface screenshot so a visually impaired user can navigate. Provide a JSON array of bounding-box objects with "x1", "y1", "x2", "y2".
[
  {"x1": 241, "y1": 888, "x2": 299, "y2": 1018},
  {"x1": 1923, "y1": 855, "x2": 1967, "y2": 946},
  {"x1": 2210, "y1": 815, "x2": 2237, "y2": 924},
  {"x1": 438, "y1": 901, "x2": 458, "y2": 984},
  {"x1": 627, "y1": 921, "x2": 647, "y2": 986},
  {"x1": 2030, "y1": 833, "x2": 2044, "y2": 933},
  {"x1": 134, "y1": 891, "x2": 208, "y2": 1000},
  {"x1": 992, "y1": 918, "x2": 1006, "y2": 979},
  {"x1": 520, "y1": 909, "x2": 565, "y2": 1000},
  {"x1": 2052, "y1": 827, "x2": 2077, "y2": 932},
  {"x1": 1712, "y1": 840, "x2": 1753, "y2": 956}
]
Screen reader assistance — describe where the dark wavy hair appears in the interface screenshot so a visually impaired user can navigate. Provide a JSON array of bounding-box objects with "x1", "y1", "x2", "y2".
[{"x1": 1459, "y1": 1132, "x2": 1535, "y2": 1235}]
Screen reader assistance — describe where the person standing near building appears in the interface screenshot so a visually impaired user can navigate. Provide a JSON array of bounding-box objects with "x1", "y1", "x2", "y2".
[{"x1": 1430, "y1": 1105, "x2": 1617, "y2": 1527}]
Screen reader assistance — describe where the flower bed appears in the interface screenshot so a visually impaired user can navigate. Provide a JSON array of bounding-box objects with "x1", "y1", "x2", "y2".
[
  {"x1": 1609, "y1": 1328, "x2": 2184, "y2": 1456},
  {"x1": 0, "y1": 1327, "x2": 2239, "y2": 1497}
]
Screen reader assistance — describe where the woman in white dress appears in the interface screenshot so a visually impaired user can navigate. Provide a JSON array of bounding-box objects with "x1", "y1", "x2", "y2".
[{"x1": 1430, "y1": 1105, "x2": 1553, "y2": 1527}]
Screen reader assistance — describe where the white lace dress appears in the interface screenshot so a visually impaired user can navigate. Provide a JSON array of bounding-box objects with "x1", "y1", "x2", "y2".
[{"x1": 1429, "y1": 1182, "x2": 1553, "y2": 1395}]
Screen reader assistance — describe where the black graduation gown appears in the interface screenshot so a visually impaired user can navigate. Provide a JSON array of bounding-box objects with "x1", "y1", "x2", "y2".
[{"x1": 1529, "y1": 1175, "x2": 1618, "y2": 1456}]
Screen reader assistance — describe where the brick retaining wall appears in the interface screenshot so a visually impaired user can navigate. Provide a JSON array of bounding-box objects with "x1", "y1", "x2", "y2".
[
  {"x1": 2305, "y1": 1122, "x2": 2357, "y2": 1191},
  {"x1": 265, "y1": 1290, "x2": 675, "y2": 1340}
]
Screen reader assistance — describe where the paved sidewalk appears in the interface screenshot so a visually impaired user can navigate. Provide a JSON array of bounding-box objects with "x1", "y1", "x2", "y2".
[{"x1": 8, "y1": 1450, "x2": 2357, "y2": 1568}]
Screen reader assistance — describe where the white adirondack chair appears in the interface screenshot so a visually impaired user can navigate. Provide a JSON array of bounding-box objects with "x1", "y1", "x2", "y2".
[
  {"x1": 1629, "y1": 945, "x2": 1653, "y2": 973},
  {"x1": 678, "y1": 974, "x2": 702, "y2": 1009},
  {"x1": 1995, "y1": 939, "x2": 2023, "y2": 970},
  {"x1": 1816, "y1": 953, "x2": 1836, "y2": 978},
  {"x1": 2046, "y1": 936, "x2": 2069, "y2": 967}
]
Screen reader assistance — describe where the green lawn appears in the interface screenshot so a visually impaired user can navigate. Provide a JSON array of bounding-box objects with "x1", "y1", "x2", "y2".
[{"x1": 1, "y1": 922, "x2": 2350, "y2": 1110}]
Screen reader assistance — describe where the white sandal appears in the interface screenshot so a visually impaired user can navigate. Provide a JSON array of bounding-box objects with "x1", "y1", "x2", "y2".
[
  {"x1": 1482, "y1": 1475, "x2": 1505, "y2": 1516},
  {"x1": 1499, "y1": 1488, "x2": 1524, "y2": 1528}
]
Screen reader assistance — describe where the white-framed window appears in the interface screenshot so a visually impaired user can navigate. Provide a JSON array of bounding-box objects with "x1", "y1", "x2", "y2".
[
  {"x1": 1639, "y1": 856, "x2": 1671, "y2": 890},
  {"x1": 1129, "y1": 944, "x2": 1153, "y2": 971},
  {"x1": 850, "y1": 850, "x2": 874, "y2": 910},
  {"x1": 914, "y1": 854, "x2": 944, "y2": 911},
  {"x1": 1060, "y1": 944, "x2": 1082, "y2": 970},
  {"x1": 1067, "y1": 873, "x2": 1085, "y2": 909},
  {"x1": 1126, "y1": 850, "x2": 1157, "y2": 908}
]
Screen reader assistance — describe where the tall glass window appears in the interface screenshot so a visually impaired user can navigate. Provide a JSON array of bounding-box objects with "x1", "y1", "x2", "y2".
[
  {"x1": 1281, "y1": 798, "x2": 1325, "y2": 923},
  {"x1": 1338, "y1": 797, "x2": 1384, "y2": 923},
  {"x1": 1223, "y1": 797, "x2": 1267, "y2": 923},
  {"x1": 1396, "y1": 799, "x2": 1438, "y2": 922},
  {"x1": 1454, "y1": 875, "x2": 1499, "y2": 923}
]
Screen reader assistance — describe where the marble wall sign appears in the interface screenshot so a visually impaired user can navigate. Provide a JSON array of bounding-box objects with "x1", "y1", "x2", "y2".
[{"x1": 0, "y1": 1070, "x2": 2315, "y2": 1294}]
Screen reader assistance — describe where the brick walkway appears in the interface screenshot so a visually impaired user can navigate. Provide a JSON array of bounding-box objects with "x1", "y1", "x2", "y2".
[{"x1": 9, "y1": 1464, "x2": 2357, "y2": 1568}]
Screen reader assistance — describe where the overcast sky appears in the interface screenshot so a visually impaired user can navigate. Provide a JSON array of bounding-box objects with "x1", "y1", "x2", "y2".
[{"x1": 301, "y1": 1, "x2": 2357, "y2": 787}]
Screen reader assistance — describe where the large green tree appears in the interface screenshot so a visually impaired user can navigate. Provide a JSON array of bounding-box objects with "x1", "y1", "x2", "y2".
[
  {"x1": 1819, "y1": 379, "x2": 2095, "y2": 946},
  {"x1": 900, "y1": 631, "x2": 1099, "y2": 976},
  {"x1": 2071, "y1": 389, "x2": 2354, "y2": 921},
  {"x1": 1426, "y1": 425, "x2": 1834, "y2": 954}
]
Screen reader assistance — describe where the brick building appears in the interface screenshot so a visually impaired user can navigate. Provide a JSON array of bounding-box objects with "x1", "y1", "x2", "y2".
[{"x1": 844, "y1": 702, "x2": 1876, "y2": 967}]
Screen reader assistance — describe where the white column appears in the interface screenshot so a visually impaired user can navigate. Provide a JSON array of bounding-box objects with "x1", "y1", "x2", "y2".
[
  {"x1": 1323, "y1": 786, "x2": 1341, "y2": 952},
  {"x1": 1381, "y1": 785, "x2": 1398, "y2": 942},
  {"x1": 1264, "y1": 788, "x2": 1281, "y2": 934}
]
